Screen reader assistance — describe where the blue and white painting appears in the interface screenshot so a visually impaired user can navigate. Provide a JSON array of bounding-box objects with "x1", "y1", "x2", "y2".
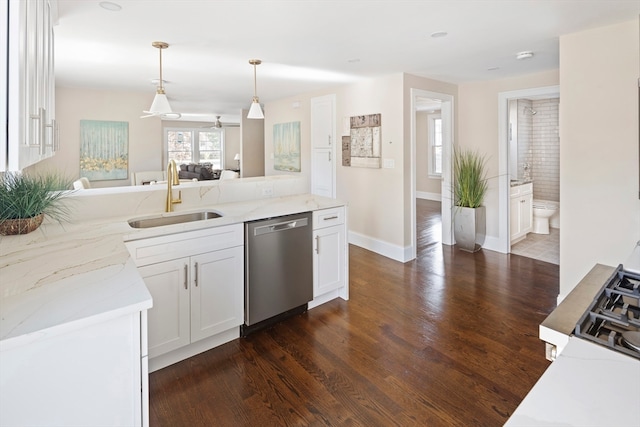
[
  {"x1": 273, "y1": 121, "x2": 301, "y2": 172},
  {"x1": 80, "y1": 120, "x2": 129, "y2": 181}
]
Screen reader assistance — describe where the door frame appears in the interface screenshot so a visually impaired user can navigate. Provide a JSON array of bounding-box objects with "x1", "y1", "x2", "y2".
[
  {"x1": 410, "y1": 88, "x2": 454, "y2": 260},
  {"x1": 497, "y1": 85, "x2": 560, "y2": 253}
]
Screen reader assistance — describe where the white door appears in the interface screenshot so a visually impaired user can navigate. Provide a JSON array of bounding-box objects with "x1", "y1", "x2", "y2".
[{"x1": 311, "y1": 94, "x2": 336, "y2": 198}]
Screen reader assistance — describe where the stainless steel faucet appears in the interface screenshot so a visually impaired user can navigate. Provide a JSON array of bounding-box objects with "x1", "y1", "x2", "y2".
[{"x1": 165, "y1": 159, "x2": 182, "y2": 212}]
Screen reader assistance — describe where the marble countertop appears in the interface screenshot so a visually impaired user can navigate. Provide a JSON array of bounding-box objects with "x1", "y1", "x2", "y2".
[
  {"x1": 0, "y1": 193, "x2": 345, "y2": 350},
  {"x1": 505, "y1": 337, "x2": 640, "y2": 426}
]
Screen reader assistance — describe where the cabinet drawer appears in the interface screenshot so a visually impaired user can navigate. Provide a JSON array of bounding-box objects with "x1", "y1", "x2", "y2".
[
  {"x1": 126, "y1": 223, "x2": 243, "y2": 266},
  {"x1": 313, "y1": 207, "x2": 345, "y2": 229},
  {"x1": 510, "y1": 183, "x2": 533, "y2": 197}
]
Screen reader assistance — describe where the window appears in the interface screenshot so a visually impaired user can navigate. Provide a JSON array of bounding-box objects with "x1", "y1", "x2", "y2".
[
  {"x1": 428, "y1": 114, "x2": 442, "y2": 177},
  {"x1": 165, "y1": 128, "x2": 224, "y2": 169}
]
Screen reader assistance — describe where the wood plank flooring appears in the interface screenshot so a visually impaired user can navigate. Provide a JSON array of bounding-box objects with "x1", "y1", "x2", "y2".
[{"x1": 149, "y1": 199, "x2": 559, "y2": 426}]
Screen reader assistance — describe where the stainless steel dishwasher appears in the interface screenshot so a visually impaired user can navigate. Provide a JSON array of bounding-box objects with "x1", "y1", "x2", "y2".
[{"x1": 242, "y1": 211, "x2": 313, "y2": 336}]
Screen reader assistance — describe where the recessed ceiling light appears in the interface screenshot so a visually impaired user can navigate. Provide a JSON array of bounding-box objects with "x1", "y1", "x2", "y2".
[
  {"x1": 430, "y1": 31, "x2": 448, "y2": 38},
  {"x1": 516, "y1": 51, "x2": 534, "y2": 60},
  {"x1": 99, "y1": 2, "x2": 122, "y2": 11}
]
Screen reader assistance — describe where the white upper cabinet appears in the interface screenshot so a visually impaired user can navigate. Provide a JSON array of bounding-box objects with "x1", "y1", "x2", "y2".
[{"x1": 4, "y1": 0, "x2": 57, "y2": 171}]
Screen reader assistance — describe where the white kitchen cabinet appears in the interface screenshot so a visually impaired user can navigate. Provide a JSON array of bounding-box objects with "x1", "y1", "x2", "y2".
[
  {"x1": 0, "y1": 310, "x2": 148, "y2": 427},
  {"x1": 126, "y1": 224, "x2": 244, "y2": 369},
  {"x1": 311, "y1": 94, "x2": 336, "y2": 197},
  {"x1": 138, "y1": 258, "x2": 191, "y2": 357},
  {"x1": 312, "y1": 207, "x2": 346, "y2": 299},
  {"x1": 510, "y1": 183, "x2": 533, "y2": 243},
  {"x1": 4, "y1": 0, "x2": 57, "y2": 171}
]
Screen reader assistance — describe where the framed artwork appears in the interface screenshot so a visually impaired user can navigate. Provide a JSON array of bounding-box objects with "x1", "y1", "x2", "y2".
[
  {"x1": 343, "y1": 113, "x2": 381, "y2": 168},
  {"x1": 79, "y1": 120, "x2": 129, "y2": 181},
  {"x1": 273, "y1": 121, "x2": 301, "y2": 172}
]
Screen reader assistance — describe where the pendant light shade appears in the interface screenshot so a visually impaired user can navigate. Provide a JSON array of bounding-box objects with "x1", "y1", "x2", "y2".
[
  {"x1": 142, "y1": 41, "x2": 180, "y2": 119},
  {"x1": 247, "y1": 59, "x2": 264, "y2": 119}
]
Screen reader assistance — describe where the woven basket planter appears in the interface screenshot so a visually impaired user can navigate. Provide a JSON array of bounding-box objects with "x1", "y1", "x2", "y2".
[{"x1": 0, "y1": 214, "x2": 45, "y2": 235}]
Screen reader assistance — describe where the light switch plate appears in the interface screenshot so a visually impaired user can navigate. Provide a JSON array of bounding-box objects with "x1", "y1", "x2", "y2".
[{"x1": 383, "y1": 158, "x2": 395, "y2": 169}]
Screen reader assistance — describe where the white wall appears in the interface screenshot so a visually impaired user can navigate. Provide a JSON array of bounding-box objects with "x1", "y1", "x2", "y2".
[
  {"x1": 26, "y1": 87, "x2": 161, "y2": 188},
  {"x1": 559, "y1": 19, "x2": 640, "y2": 297}
]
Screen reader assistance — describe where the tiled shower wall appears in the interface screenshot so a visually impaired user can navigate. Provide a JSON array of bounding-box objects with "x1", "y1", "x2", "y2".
[
  {"x1": 516, "y1": 100, "x2": 533, "y2": 180},
  {"x1": 531, "y1": 98, "x2": 560, "y2": 202},
  {"x1": 516, "y1": 98, "x2": 560, "y2": 202}
]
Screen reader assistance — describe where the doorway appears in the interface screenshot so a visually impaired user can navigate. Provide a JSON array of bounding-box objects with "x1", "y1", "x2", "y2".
[
  {"x1": 497, "y1": 85, "x2": 560, "y2": 257},
  {"x1": 410, "y1": 89, "x2": 454, "y2": 261}
]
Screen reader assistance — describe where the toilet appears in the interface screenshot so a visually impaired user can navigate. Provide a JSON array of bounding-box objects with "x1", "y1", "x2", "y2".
[{"x1": 532, "y1": 200, "x2": 558, "y2": 234}]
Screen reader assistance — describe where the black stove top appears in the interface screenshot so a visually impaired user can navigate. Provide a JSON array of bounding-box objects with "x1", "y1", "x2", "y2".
[{"x1": 574, "y1": 265, "x2": 640, "y2": 359}]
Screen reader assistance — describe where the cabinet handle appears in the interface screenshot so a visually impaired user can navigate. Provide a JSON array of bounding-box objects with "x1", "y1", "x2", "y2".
[
  {"x1": 39, "y1": 108, "x2": 47, "y2": 154},
  {"x1": 184, "y1": 264, "x2": 188, "y2": 289},
  {"x1": 328, "y1": 152, "x2": 331, "y2": 162},
  {"x1": 323, "y1": 216, "x2": 338, "y2": 221},
  {"x1": 328, "y1": 135, "x2": 331, "y2": 145},
  {"x1": 194, "y1": 262, "x2": 198, "y2": 287},
  {"x1": 315, "y1": 235, "x2": 320, "y2": 254},
  {"x1": 53, "y1": 120, "x2": 60, "y2": 152}
]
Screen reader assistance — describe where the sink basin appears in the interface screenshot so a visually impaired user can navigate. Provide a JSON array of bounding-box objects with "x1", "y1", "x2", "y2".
[{"x1": 128, "y1": 211, "x2": 223, "y2": 229}]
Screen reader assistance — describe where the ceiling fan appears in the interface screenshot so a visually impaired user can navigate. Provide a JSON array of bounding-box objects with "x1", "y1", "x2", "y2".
[{"x1": 201, "y1": 116, "x2": 240, "y2": 129}]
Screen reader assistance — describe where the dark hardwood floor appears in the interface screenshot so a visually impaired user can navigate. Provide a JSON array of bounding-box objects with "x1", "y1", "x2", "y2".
[{"x1": 149, "y1": 199, "x2": 559, "y2": 426}]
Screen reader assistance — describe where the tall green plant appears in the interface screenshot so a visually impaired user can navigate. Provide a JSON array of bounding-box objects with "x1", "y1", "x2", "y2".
[
  {"x1": 0, "y1": 172, "x2": 73, "y2": 221},
  {"x1": 453, "y1": 148, "x2": 488, "y2": 208}
]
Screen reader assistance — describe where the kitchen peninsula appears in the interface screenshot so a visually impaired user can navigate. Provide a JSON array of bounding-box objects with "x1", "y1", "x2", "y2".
[{"x1": 0, "y1": 175, "x2": 348, "y2": 427}]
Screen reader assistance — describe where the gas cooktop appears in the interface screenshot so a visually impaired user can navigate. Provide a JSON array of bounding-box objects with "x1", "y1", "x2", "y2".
[{"x1": 574, "y1": 265, "x2": 640, "y2": 359}]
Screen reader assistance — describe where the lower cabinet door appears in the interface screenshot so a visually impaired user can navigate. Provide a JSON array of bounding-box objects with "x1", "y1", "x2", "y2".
[
  {"x1": 510, "y1": 196, "x2": 521, "y2": 240},
  {"x1": 521, "y1": 194, "x2": 533, "y2": 233},
  {"x1": 190, "y1": 247, "x2": 244, "y2": 343},
  {"x1": 139, "y1": 257, "x2": 190, "y2": 358},
  {"x1": 313, "y1": 225, "x2": 345, "y2": 297}
]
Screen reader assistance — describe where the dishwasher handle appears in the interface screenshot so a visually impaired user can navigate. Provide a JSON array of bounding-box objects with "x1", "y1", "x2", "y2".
[{"x1": 253, "y1": 217, "x2": 309, "y2": 236}]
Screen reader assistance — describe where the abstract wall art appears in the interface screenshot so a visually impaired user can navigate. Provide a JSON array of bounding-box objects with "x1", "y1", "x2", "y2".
[
  {"x1": 79, "y1": 120, "x2": 129, "y2": 181},
  {"x1": 273, "y1": 121, "x2": 301, "y2": 172},
  {"x1": 344, "y1": 113, "x2": 381, "y2": 168}
]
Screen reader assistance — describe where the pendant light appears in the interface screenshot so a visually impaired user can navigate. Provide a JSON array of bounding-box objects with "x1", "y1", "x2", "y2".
[
  {"x1": 141, "y1": 41, "x2": 179, "y2": 119},
  {"x1": 247, "y1": 59, "x2": 264, "y2": 119}
]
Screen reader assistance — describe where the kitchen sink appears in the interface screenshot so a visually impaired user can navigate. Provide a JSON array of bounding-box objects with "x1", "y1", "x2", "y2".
[{"x1": 128, "y1": 211, "x2": 223, "y2": 229}]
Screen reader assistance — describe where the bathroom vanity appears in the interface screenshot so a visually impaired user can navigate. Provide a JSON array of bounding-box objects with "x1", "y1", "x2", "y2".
[{"x1": 510, "y1": 181, "x2": 533, "y2": 243}]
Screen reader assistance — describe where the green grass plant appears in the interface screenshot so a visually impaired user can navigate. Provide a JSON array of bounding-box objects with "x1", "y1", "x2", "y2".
[
  {"x1": 0, "y1": 172, "x2": 73, "y2": 221},
  {"x1": 453, "y1": 148, "x2": 488, "y2": 208}
]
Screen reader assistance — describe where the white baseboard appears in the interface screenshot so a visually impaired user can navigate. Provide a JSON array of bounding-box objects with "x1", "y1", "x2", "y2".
[
  {"x1": 348, "y1": 231, "x2": 505, "y2": 262},
  {"x1": 348, "y1": 230, "x2": 411, "y2": 262},
  {"x1": 416, "y1": 191, "x2": 442, "y2": 201}
]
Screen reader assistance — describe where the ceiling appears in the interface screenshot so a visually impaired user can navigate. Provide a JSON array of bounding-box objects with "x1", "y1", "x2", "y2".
[{"x1": 54, "y1": 0, "x2": 639, "y2": 124}]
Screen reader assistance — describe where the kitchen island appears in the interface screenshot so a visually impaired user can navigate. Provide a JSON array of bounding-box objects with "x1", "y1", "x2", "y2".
[{"x1": 0, "y1": 176, "x2": 348, "y2": 426}]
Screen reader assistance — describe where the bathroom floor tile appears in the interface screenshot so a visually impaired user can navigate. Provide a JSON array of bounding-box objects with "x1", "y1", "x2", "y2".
[{"x1": 511, "y1": 228, "x2": 559, "y2": 265}]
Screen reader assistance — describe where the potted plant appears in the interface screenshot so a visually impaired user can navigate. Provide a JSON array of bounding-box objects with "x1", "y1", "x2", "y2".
[
  {"x1": 453, "y1": 148, "x2": 488, "y2": 252},
  {"x1": 0, "y1": 171, "x2": 73, "y2": 235}
]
